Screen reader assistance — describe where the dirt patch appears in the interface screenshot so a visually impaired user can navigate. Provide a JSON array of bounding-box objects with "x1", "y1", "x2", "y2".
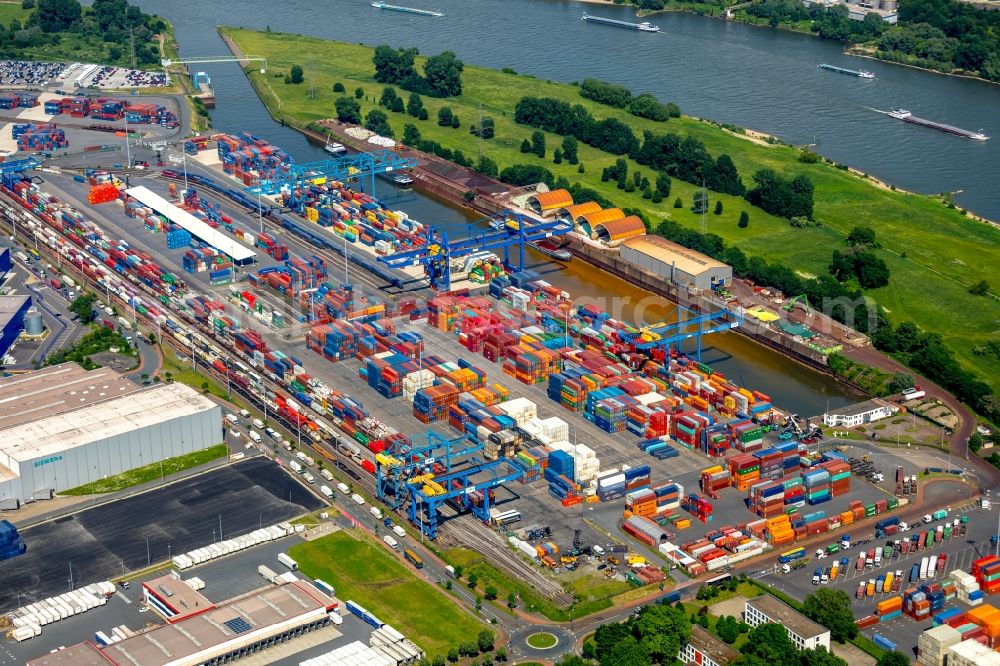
[{"x1": 708, "y1": 594, "x2": 749, "y2": 619}]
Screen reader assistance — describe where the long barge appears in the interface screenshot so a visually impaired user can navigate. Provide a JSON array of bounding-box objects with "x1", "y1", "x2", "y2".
[
  {"x1": 818, "y1": 63, "x2": 874, "y2": 79},
  {"x1": 888, "y1": 108, "x2": 989, "y2": 141},
  {"x1": 581, "y1": 12, "x2": 659, "y2": 32},
  {"x1": 371, "y1": 2, "x2": 444, "y2": 17}
]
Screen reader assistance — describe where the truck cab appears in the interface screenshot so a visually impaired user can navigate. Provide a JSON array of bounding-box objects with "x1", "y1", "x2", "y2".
[{"x1": 812, "y1": 568, "x2": 822, "y2": 585}]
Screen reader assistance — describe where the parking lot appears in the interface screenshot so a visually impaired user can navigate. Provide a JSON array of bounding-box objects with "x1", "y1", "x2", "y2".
[{"x1": 0, "y1": 457, "x2": 321, "y2": 612}]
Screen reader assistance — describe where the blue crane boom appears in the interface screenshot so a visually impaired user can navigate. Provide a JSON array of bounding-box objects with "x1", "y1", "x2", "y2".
[
  {"x1": 621, "y1": 304, "x2": 743, "y2": 361},
  {"x1": 378, "y1": 211, "x2": 573, "y2": 290},
  {"x1": 245, "y1": 149, "x2": 417, "y2": 200}
]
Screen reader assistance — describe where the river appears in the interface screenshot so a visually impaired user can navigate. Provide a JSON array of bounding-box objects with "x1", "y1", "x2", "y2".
[{"x1": 128, "y1": 0, "x2": 901, "y2": 414}]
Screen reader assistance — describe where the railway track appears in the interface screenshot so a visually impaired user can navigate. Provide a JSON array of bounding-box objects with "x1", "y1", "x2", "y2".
[
  {"x1": 0, "y1": 186, "x2": 582, "y2": 613},
  {"x1": 440, "y1": 517, "x2": 574, "y2": 605}
]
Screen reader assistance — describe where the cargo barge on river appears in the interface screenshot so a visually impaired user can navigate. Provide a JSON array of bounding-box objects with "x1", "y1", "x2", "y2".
[
  {"x1": 371, "y1": 2, "x2": 444, "y2": 17},
  {"x1": 582, "y1": 12, "x2": 660, "y2": 32},
  {"x1": 818, "y1": 63, "x2": 875, "y2": 79},
  {"x1": 888, "y1": 108, "x2": 989, "y2": 141}
]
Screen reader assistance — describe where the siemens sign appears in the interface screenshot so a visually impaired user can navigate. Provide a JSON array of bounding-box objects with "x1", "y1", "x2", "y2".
[{"x1": 33, "y1": 455, "x2": 64, "y2": 468}]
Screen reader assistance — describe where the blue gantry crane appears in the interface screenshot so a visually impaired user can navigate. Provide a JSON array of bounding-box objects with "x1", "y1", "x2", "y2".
[
  {"x1": 405, "y1": 459, "x2": 524, "y2": 539},
  {"x1": 0, "y1": 157, "x2": 40, "y2": 175},
  {"x1": 246, "y1": 149, "x2": 416, "y2": 202},
  {"x1": 375, "y1": 432, "x2": 483, "y2": 510},
  {"x1": 622, "y1": 303, "x2": 743, "y2": 361},
  {"x1": 378, "y1": 211, "x2": 573, "y2": 291}
]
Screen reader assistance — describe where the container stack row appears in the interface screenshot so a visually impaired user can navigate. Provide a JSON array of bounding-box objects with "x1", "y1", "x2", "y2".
[
  {"x1": 6, "y1": 583, "x2": 114, "y2": 642},
  {"x1": 13, "y1": 123, "x2": 68, "y2": 151},
  {"x1": 171, "y1": 523, "x2": 293, "y2": 570}
]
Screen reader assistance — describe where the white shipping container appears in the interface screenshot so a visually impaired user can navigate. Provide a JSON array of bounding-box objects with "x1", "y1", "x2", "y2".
[
  {"x1": 320, "y1": 485, "x2": 334, "y2": 498},
  {"x1": 392, "y1": 525, "x2": 406, "y2": 538},
  {"x1": 337, "y1": 483, "x2": 350, "y2": 495},
  {"x1": 351, "y1": 493, "x2": 365, "y2": 505},
  {"x1": 320, "y1": 469, "x2": 334, "y2": 481},
  {"x1": 278, "y1": 553, "x2": 298, "y2": 570},
  {"x1": 370, "y1": 506, "x2": 383, "y2": 519}
]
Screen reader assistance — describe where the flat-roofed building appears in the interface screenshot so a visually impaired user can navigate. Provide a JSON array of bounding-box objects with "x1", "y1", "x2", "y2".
[
  {"x1": 143, "y1": 573, "x2": 215, "y2": 623},
  {"x1": 822, "y1": 398, "x2": 899, "y2": 427},
  {"x1": 27, "y1": 580, "x2": 338, "y2": 666},
  {"x1": 0, "y1": 363, "x2": 221, "y2": 503},
  {"x1": 744, "y1": 595, "x2": 830, "y2": 651},
  {"x1": 620, "y1": 235, "x2": 732, "y2": 291}
]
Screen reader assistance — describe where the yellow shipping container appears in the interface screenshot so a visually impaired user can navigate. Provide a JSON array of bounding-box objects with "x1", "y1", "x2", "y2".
[{"x1": 702, "y1": 466, "x2": 725, "y2": 475}]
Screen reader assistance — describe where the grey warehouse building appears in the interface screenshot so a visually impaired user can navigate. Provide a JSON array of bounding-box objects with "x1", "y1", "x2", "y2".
[
  {"x1": 620, "y1": 235, "x2": 732, "y2": 291},
  {"x1": 0, "y1": 363, "x2": 222, "y2": 504}
]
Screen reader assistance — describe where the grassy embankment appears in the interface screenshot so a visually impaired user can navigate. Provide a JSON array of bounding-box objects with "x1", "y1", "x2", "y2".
[
  {"x1": 444, "y1": 546, "x2": 634, "y2": 621},
  {"x1": 223, "y1": 29, "x2": 1000, "y2": 394},
  {"x1": 61, "y1": 444, "x2": 228, "y2": 495},
  {"x1": 0, "y1": 1, "x2": 30, "y2": 27},
  {"x1": 289, "y1": 532, "x2": 485, "y2": 657}
]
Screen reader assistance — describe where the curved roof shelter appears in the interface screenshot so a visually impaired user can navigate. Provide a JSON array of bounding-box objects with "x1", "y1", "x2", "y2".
[
  {"x1": 527, "y1": 189, "x2": 573, "y2": 214},
  {"x1": 577, "y1": 208, "x2": 624, "y2": 236},
  {"x1": 557, "y1": 201, "x2": 601, "y2": 220},
  {"x1": 594, "y1": 216, "x2": 646, "y2": 243}
]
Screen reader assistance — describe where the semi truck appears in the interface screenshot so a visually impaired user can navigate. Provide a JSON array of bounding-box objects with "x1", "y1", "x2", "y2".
[{"x1": 277, "y1": 553, "x2": 298, "y2": 571}]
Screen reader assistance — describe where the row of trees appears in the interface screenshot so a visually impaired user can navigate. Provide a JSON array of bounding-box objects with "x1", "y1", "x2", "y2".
[
  {"x1": 578, "y1": 77, "x2": 680, "y2": 122},
  {"x1": 372, "y1": 45, "x2": 464, "y2": 97},
  {"x1": 514, "y1": 96, "x2": 818, "y2": 223},
  {"x1": 633, "y1": 131, "x2": 745, "y2": 196},
  {"x1": 513, "y1": 96, "x2": 640, "y2": 155}
]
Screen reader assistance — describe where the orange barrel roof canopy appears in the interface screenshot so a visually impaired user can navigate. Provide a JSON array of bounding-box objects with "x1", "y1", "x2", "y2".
[
  {"x1": 527, "y1": 189, "x2": 573, "y2": 214},
  {"x1": 594, "y1": 217, "x2": 646, "y2": 244},
  {"x1": 578, "y1": 208, "x2": 625, "y2": 237},
  {"x1": 558, "y1": 201, "x2": 601, "y2": 221}
]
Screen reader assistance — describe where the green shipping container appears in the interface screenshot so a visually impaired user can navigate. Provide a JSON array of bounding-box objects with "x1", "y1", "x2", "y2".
[{"x1": 887, "y1": 498, "x2": 899, "y2": 510}]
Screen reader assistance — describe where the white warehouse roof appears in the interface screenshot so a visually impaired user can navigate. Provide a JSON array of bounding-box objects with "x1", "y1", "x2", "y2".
[
  {"x1": 0, "y1": 365, "x2": 219, "y2": 464},
  {"x1": 125, "y1": 185, "x2": 256, "y2": 263}
]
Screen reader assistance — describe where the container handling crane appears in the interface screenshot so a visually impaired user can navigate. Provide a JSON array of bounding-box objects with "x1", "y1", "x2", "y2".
[
  {"x1": 618, "y1": 303, "x2": 743, "y2": 362},
  {"x1": 246, "y1": 150, "x2": 417, "y2": 203},
  {"x1": 0, "y1": 157, "x2": 40, "y2": 175},
  {"x1": 378, "y1": 211, "x2": 574, "y2": 291},
  {"x1": 405, "y1": 458, "x2": 524, "y2": 539},
  {"x1": 374, "y1": 432, "x2": 483, "y2": 510}
]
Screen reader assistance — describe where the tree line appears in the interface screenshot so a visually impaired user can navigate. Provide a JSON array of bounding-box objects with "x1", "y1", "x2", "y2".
[
  {"x1": 0, "y1": 0, "x2": 164, "y2": 63},
  {"x1": 372, "y1": 45, "x2": 464, "y2": 97},
  {"x1": 514, "y1": 96, "x2": 640, "y2": 155},
  {"x1": 579, "y1": 77, "x2": 680, "y2": 122},
  {"x1": 514, "y1": 95, "x2": 814, "y2": 219}
]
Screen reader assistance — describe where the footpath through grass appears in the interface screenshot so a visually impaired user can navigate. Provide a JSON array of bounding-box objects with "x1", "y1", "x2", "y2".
[
  {"x1": 290, "y1": 532, "x2": 484, "y2": 657},
  {"x1": 61, "y1": 444, "x2": 228, "y2": 495},
  {"x1": 223, "y1": 28, "x2": 1000, "y2": 393}
]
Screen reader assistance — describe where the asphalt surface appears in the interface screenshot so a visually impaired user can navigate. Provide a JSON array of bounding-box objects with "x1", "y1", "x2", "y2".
[{"x1": 0, "y1": 457, "x2": 321, "y2": 613}]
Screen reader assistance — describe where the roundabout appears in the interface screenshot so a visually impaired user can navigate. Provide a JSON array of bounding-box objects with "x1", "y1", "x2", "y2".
[{"x1": 509, "y1": 625, "x2": 575, "y2": 661}]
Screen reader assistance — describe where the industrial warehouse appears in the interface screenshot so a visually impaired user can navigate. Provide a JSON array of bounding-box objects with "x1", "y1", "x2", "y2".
[
  {"x1": 619, "y1": 234, "x2": 733, "y2": 291},
  {"x1": 26, "y1": 578, "x2": 338, "y2": 666},
  {"x1": 0, "y1": 363, "x2": 221, "y2": 503}
]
